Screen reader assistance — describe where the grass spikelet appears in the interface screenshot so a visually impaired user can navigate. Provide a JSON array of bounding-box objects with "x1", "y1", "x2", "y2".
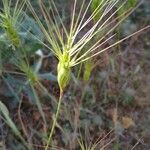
[
  {"x1": 0, "y1": 0, "x2": 25, "y2": 48},
  {"x1": 57, "y1": 51, "x2": 71, "y2": 90},
  {"x1": 27, "y1": 0, "x2": 149, "y2": 78}
]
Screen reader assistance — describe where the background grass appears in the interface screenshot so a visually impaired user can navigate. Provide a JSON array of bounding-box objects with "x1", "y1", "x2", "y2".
[{"x1": 0, "y1": 0, "x2": 150, "y2": 149}]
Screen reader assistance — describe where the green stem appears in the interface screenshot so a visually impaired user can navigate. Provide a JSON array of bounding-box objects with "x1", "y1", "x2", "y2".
[
  {"x1": 77, "y1": 63, "x2": 83, "y2": 80},
  {"x1": 31, "y1": 84, "x2": 47, "y2": 127},
  {"x1": 45, "y1": 89, "x2": 63, "y2": 150},
  {"x1": 0, "y1": 50, "x2": 2, "y2": 76}
]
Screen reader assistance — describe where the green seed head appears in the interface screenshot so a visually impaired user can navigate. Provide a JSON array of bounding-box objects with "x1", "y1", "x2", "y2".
[
  {"x1": 20, "y1": 61, "x2": 38, "y2": 85},
  {"x1": 0, "y1": 0, "x2": 23, "y2": 48},
  {"x1": 6, "y1": 28, "x2": 21, "y2": 48},
  {"x1": 57, "y1": 52, "x2": 71, "y2": 90},
  {"x1": 5, "y1": 20, "x2": 21, "y2": 47}
]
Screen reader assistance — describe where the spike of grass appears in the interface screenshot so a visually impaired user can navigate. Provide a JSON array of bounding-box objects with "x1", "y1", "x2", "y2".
[
  {"x1": 26, "y1": 0, "x2": 150, "y2": 148},
  {"x1": 26, "y1": 0, "x2": 149, "y2": 70},
  {"x1": 0, "y1": 0, "x2": 26, "y2": 48}
]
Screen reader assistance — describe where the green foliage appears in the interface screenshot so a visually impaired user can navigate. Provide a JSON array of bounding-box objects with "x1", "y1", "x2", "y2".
[
  {"x1": 117, "y1": 0, "x2": 137, "y2": 20},
  {"x1": 91, "y1": 0, "x2": 105, "y2": 22},
  {"x1": 0, "y1": 101, "x2": 28, "y2": 149},
  {"x1": 83, "y1": 59, "x2": 93, "y2": 82},
  {"x1": 0, "y1": 0, "x2": 149, "y2": 149},
  {"x1": 127, "y1": 0, "x2": 137, "y2": 7},
  {"x1": 120, "y1": 87, "x2": 135, "y2": 106}
]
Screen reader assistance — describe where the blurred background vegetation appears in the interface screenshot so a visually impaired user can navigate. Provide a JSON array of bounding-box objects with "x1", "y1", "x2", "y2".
[{"x1": 0, "y1": 0, "x2": 149, "y2": 149}]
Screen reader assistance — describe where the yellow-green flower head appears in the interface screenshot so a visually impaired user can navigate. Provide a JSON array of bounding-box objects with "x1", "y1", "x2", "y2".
[
  {"x1": 57, "y1": 52, "x2": 71, "y2": 90},
  {"x1": 5, "y1": 20, "x2": 21, "y2": 47},
  {"x1": 28, "y1": 0, "x2": 150, "y2": 90},
  {"x1": 0, "y1": 0, "x2": 25, "y2": 48}
]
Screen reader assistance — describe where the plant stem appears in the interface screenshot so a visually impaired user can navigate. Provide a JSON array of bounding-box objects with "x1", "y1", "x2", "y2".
[
  {"x1": 31, "y1": 84, "x2": 47, "y2": 127},
  {"x1": 45, "y1": 89, "x2": 63, "y2": 150},
  {"x1": 0, "y1": 50, "x2": 2, "y2": 76}
]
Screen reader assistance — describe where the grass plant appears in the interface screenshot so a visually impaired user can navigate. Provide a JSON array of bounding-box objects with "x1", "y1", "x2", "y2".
[
  {"x1": 77, "y1": 131, "x2": 114, "y2": 150},
  {"x1": 0, "y1": 0, "x2": 26, "y2": 48},
  {"x1": 0, "y1": 0, "x2": 149, "y2": 149},
  {"x1": 26, "y1": 0, "x2": 149, "y2": 149},
  {"x1": 0, "y1": 101, "x2": 31, "y2": 149}
]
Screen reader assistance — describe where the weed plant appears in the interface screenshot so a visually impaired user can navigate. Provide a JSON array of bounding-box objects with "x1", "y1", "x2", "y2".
[
  {"x1": 27, "y1": 0, "x2": 149, "y2": 149},
  {"x1": 0, "y1": 0, "x2": 149, "y2": 149}
]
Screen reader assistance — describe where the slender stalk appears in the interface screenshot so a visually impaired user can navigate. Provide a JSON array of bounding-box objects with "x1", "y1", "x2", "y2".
[
  {"x1": 0, "y1": 50, "x2": 2, "y2": 76},
  {"x1": 45, "y1": 89, "x2": 63, "y2": 150},
  {"x1": 31, "y1": 83, "x2": 47, "y2": 127},
  {"x1": 77, "y1": 63, "x2": 83, "y2": 80}
]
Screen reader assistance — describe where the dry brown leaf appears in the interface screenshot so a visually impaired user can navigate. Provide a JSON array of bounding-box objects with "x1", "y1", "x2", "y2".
[{"x1": 122, "y1": 116, "x2": 135, "y2": 129}]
